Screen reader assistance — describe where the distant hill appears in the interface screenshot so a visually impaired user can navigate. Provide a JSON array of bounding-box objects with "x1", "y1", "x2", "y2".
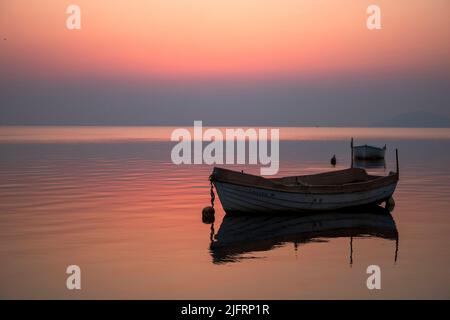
[{"x1": 374, "y1": 111, "x2": 450, "y2": 128}]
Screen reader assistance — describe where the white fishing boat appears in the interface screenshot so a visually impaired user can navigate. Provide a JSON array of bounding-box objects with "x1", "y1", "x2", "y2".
[
  {"x1": 352, "y1": 138, "x2": 386, "y2": 160},
  {"x1": 210, "y1": 150, "x2": 399, "y2": 214}
]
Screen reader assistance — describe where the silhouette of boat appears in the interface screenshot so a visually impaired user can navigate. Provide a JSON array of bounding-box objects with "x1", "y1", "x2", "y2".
[
  {"x1": 352, "y1": 138, "x2": 386, "y2": 160},
  {"x1": 209, "y1": 205, "x2": 398, "y2": 264},
  {"x1": 210, "y1": 150, "x2": 399, "y2": 214}
]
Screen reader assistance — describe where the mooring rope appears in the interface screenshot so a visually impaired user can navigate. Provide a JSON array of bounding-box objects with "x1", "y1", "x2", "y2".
[
  {"x1": 209, "y1": 223, "x2": 215, "y2": 243},
  {"x1": 210, "y1": 178, "x2": 215, "y2": 208}
]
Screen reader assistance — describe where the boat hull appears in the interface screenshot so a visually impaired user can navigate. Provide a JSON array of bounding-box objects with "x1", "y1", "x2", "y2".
[{"x1": 214, "y1": 180, "x2": 397, "y2": 214}]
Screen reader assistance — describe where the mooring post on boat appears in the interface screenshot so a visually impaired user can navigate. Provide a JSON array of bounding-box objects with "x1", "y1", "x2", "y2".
[
  {"x1": 351, "y1": 137, "x2": 354, "y2": 168},
  {"x1": 396, "y1": 148, "x2": 399, "y2": 177}
]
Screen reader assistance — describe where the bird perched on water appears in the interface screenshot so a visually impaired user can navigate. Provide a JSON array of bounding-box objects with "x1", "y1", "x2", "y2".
[{"x1": 331, "y1": 155, "x2": 336, "y2": 166}]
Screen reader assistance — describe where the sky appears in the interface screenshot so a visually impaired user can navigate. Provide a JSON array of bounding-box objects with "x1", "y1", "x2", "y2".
[{"x1": 0, "y1": 0, "x2": 449, "y2": 126}]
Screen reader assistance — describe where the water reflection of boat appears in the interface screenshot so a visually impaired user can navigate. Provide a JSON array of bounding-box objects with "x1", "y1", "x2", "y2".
[
  {"x1": 209, "y1": 205, "x2": 398, "y2": 264},
  {"x1": 353, "y1": 158, "x2": 386, "y2": 169}
]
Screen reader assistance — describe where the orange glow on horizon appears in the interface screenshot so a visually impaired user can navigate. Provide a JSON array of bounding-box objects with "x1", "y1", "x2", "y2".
[
  {"x1": 0, "y1": 0, "x2": 449, "y2": 79},
  {"x1": 2, "y1": 126, "x2": 450, "y2": 143}
]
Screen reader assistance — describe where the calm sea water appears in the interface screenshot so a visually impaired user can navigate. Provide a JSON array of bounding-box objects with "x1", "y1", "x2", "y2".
[{"x1": 0, "y1": 127, "x2": 449, "y2": 299}]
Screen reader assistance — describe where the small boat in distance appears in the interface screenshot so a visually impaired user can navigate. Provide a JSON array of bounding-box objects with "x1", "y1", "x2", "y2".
[
  {"x1": 210, "y1": 150, "x2": 399, "y2": 214},
  {"x1": 352, "y1": 137, "x2": 386, "y2": 160}
]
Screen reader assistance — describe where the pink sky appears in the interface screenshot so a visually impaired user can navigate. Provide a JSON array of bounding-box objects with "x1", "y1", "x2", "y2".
[{"x1": 1, "y1": 0, "x2": 449, "y2": 80}]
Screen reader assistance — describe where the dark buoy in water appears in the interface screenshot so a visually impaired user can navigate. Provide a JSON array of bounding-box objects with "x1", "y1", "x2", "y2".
[
  {"x1": 331, "y1": 154, "x2": 337, "y2": 166},
  {"x1": 202, "y1": 206, "x2": 215, "y2": 224}
]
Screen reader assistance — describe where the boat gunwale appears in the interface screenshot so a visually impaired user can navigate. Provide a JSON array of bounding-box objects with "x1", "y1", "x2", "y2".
[
  {"x1": 211, "y1": 167, "x2": 399, "y2": 195},
  {"x1": 353, "y1": 144, "x2": 386, "y2": 152}
]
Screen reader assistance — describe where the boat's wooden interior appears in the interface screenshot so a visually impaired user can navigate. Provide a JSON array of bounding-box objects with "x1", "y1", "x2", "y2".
[
  {"x1": 271, "y1": 168, "x2": 379, "y2": 186},
  {"x1": 211, "y1": 166, "x2": 398, "y2": 193},
  {"x1": 353, "y1": 145, "x2": 385, "y2": 151}
]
